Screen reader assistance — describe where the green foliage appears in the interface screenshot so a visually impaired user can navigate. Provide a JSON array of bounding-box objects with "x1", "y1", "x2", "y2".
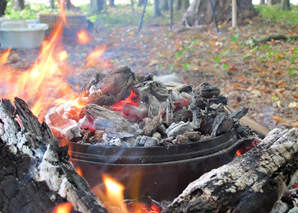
[
  {"x1": 255, "y1": 5, "x2": 298, "y2": 25},
  {"x1": 5, "y1": 0, "x2": 50, "y2": 20}
]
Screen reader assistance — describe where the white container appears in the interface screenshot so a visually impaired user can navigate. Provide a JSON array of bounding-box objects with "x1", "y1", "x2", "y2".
[{"x1": 0, "y1": 19, "x2": 49, "y2": 49}]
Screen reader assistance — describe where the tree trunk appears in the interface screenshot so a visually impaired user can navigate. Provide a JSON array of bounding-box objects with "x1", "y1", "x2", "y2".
[
  {"x1": 49, "y1": 0, "x2": 54, "y2": 11},
  {"x1": 138, "y1": 0, "x2": 145, "y2": 6},
  {"x1": 260, "y1": 0, "x2": 265, "y2": 4},
  {"x1": 183, "y1": 0, "x2": 189, "y2": 9},
  {"x1": 162, "y1": 0, "x2": 169, "y2": 11},
  {"x1": 91, "y1": 0, "x2": 104, "y2": 13},
  {"x1": 154, "y1": 0, "x2": 162, "y2": 16},
  {"x1": 163, "y1": 128, "x2": 298, "y2": 212},
  {"x1": 182, "y1": 0, "x2": 257, "y2": 27},
  {"x1": 268, "y1": 0, "x2": 280, "y2": 5},
  {"x1": 0, "y1": 98, "x2": 108, "y2": 212},
  {"x1": 176, "y1": 0, "x2": 182, "y2": 10},
  {"x1": 15, "y1": 0, "x2": 25, "y2": 10},
  {"x1": 0, "y1": 0, "x2": 7, "y2": 16},
  {"x1": 280, "y1": 0, "x2": 290, "y2": 10},
  {"x1": 109, "y1": 0, "x2": 115, "y2": 7}
]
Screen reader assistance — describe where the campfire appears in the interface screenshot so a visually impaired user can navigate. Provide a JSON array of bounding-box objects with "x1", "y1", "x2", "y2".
[{"x1": 0, "y1": 6, "x2": 298, "y2": 213}]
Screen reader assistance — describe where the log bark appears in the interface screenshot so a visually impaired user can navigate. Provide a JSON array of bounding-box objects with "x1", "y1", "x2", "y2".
[
  {"x1": 0, "y1": 98, "x2": 107, "y2": 213},
  {"x1": 163, "y1": 128, "x2": 298, "y2": 213},
  {"x1": 182, "y1": 0, "x2": 257, "y2": 26},
  {"x1": 252, "y1": 34, "x2": 298, "y2": 46}
]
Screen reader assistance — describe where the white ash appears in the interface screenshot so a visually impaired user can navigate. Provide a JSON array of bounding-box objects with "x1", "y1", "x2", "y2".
[
  {"x1": 102, "y1": 134, "x2": 122, "y2": 146},
  {"x1": 135, "y1": 136, "x2": 159, "y2": 147},
  {"x1": 165, "y1": 121, "x2": 193, "y2": 138}
]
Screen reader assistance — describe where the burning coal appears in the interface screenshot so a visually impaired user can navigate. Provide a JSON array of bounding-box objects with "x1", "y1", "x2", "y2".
[{"x1": 45, "y1": 65, "x2": 251, "y2": 148}]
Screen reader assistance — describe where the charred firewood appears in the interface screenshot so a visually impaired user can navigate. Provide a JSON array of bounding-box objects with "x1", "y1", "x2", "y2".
[
  {"x1": 88, "y1": 66, "x2": 136, "y2": 106},
  {"x1": 0, "y1": 98, "x2": 107, "y2": 213},
  {"x1": 194, "y1": 82, "x2": 220, "y2": 98},
  {"x1": 84, "y1": 104, "x2": 142, "y2": 139},
  {"x1": 163, "y1": 128, "x2": 298, "y2": 213},
  {"x1": 136, "y1": 80, "x2": 169, "y2": 103}
]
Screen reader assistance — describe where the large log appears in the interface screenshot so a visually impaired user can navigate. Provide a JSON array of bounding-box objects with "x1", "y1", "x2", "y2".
[
  {"x1": 163, "y1": 128, "x2": 298, "y2": 213},
  {"x1": 0, "y1": 98, "x2": 107, "y2": 213}
]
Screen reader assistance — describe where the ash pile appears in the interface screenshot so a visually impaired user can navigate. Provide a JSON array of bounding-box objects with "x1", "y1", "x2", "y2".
[{"x1": 45, "y1": 66, "x2": 252, "y2": 147}]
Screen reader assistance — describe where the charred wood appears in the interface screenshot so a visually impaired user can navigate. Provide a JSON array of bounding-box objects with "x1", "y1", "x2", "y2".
[
  {"x1": 0, "y1": 98, "x2": 107, "y2": 213},
  {"x1": 163, "y1": 128, "x2": 298, "y2": 213}
]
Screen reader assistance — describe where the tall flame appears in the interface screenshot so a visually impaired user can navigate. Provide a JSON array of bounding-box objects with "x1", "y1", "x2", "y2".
[
  {"x1": 52, "y1": 202, "x2": 72, "y2": 213},
  {"x1": 86, "y1": 45, "x2": 107, "y2": 67},
  {"x1": 102, "y1": 174, "x2": 128, "y2": 213},
  {"x1": 59, "y1": 0, "x2": 68, "y2": 26},
  {"x1": 0, "y1": 19, "x2": 89, "y2": 120},
  {"x1": 0, "y1": 48, "x2": 11, "y2": 65}
]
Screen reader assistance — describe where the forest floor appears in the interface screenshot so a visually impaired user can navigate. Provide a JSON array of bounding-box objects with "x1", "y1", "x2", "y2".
[{"x1": 2, "y1": 8, "x2": 298, "y2": 132}]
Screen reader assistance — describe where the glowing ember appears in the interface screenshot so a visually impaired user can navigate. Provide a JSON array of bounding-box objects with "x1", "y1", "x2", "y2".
[
  {"x1": 295, "y1": 182, "x2": 298, "y2": 188},
  {"x1": 58, "y1": 50, "x2": 68, "y2": 62},
  {"x1": 77, "y1": 29, "x2": 91, "y2": 44},
  {"x1": 76, "y1": 167, "x2": 83, "y2": 177},
  {"x1": 0, "y1": 48, "x2": 11, "y2": 65},
  {"x1": 86, "y1": 45, "x2": 107, "y2": 67},
  {"x1": 103, "y1": 174, "x2": 128, "y2": 213},
  {"x1": 236, "y1": 150, "x2": 242, "y2": 156},
  {"x1": 112, "y1": 90, "x2": 139, "y2": 111},
  {"x1": 52, "y1": 202, "x2": 72, "y2": 213},
  {"x1": 129, "y1": 203, "x2": 161, "y2": 213}
]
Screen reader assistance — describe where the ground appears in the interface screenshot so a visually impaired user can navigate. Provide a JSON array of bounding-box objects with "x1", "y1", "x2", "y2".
[{"x1": 2, "y1": 6, "x2": 298, "y2": 131}]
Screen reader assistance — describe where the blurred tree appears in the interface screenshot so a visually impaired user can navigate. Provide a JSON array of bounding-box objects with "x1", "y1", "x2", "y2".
[
  {"x1": 138, "y1": 0, "x2": 145, "y2": 6},
  {"x1": 0, "y1": 0, "x2": 7, "y2": 16},
  {"x1": 280, "y1": 0, "x2": 290, "y2": 10},
  {"x1": 154, "y1": 0, "x2": 162, "y2": 16},
  {"x1": 162, "y1": 0, "x2": 169, "y2": 10},
  {"x1": 176, "y1": 0, "x2": 189, "y2": 11},
  {"x1": 15, "y1": 0, "x2": 25, "y2": 10},
  {"x1": 91, "y1": 0, "x2": 104, "y2": 13},
  {"x1": 50, "y1": 0, "x2": 54, "y2": 11},
  {"x1": 260, "y1": 0, "x2": 265, "y2": 4},
  {"x1": 109, "y1": 0, "x2": 115, "y2": 7},
  {"x1": 182, "y1": 0, "x2": 257, "y2": 26}
]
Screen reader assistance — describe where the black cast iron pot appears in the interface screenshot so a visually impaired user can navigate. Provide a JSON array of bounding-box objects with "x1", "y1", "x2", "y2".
[{"x1": 69, "y1": 129, "x2": 252, "y2": 201}]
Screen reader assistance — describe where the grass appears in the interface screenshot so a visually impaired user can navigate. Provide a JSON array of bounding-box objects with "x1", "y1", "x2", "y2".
[{"x1": 255, "y1": 4, "x2": 298, "y2": 25}]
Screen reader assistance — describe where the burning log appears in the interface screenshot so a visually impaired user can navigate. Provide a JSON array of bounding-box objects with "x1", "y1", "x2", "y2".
[
  {"x1": 0, "y1": 98, "x2": 107, "y2": 212},
  {"x1": 88, "y1": 66, "x2": 136, "y2": 106},
  {"x1": 163, "y1": 128, "x2": 298, "y2": 213}
]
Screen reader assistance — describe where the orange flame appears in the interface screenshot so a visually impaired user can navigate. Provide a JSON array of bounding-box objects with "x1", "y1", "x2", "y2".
[
  {"x1": 102, "y1": 174, "x2": 128, "y2": 213},
  {"x1": 77, "y1": 29, "x2": 91, "y2": 44},
  {"x1": 58, "y1": 50, "x2": 68, "y2": 62},
  {"x1": 59, "y1": 0, "x2": 68, "y2": 26},
  {"x1": 0, "y1": 20, "x2": 84, "y2": 121},
  {"x1": 0, "y1": 48, "x2": 11, "y2": 65},
  {"x1": 236, "y1": 150, "x2": 242, "y2": 156},
  {"x1": 52, "y1": 202, "x2": 72, "y2": 213},
  {"x1": 86, "y1": 45, "x2": 107, "y2": 67}
]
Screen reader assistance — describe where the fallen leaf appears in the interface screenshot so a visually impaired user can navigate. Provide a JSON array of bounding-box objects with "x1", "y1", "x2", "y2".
[
  {"x1": 273, "y1": 70, "x2": 282, "y2": 75},
  {"x1": 148, "y1": 60, "x2": 159, "y2": 66},
  {"x1": 288, "y1": 102, "x2": 297, "y2": 108},
  {"x1": 291, "y1": 121, "x2": 298, "y2": 127},
  {"x1": 294, "y1": 94, "x2": 298, "y2": 99},
  {"x1": 231, "y1": 83, "x2": 246, "y2": 90},
  {"x1": 229, "y1": 66, "x2": 237, "y2": 72},
  {"x1": 275, "y1": 81, "x2": 285, "y2": 87},
  {"x1": 272, "y1": 116, "x2": 287, "y2": 123}
]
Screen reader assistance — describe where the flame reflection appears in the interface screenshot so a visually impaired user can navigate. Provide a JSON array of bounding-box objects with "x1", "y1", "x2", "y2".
[{"x1": 52, "y1": 202, "x2": 72, "y2": 213}]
